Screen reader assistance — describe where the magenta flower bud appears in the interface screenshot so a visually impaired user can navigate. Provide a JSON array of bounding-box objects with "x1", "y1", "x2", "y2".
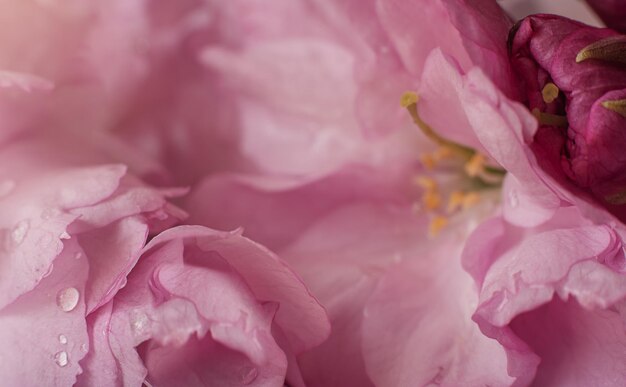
[
  {"x1": 585, "y1": 0, "x2": 626, "y2": 33},
  {"x1": 509, "y1": 14, "x2": 626, "y2": 203}
]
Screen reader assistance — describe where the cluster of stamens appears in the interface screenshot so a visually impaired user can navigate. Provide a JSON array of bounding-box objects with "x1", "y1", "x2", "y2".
[{"x1": 401, "y1": 91, "x2": 505, "y2": 237}]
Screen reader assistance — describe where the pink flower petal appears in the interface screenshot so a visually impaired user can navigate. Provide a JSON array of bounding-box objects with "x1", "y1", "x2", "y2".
[
  {"x1": 362, "y1": 233, "x2": 514, "y2": 387},
  {"x1": 0, "y1": 240, "x2": 89, "y2": 386}
]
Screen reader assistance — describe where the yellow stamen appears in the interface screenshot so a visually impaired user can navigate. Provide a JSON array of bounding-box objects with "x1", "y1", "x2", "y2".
[
  {"x1": 464, "y1": 153, "x2": 485, "y2": 177},
  {"x1": 462, "y1": 191, "x2": 480, "y2": 209},
  {"x1": 602, "y1": 99, "x2": 626, "y2": 119},
  {"x1": 434, "y1": 146, "x2": 453, "y2": 160},
  {"x1": 400, "y1": 91, "x2": 419, "y2": 108},
  {"x1": 576, "y1": 35, "x2": 626, "y2": 64},
  {"x1": 541, "y1": 82, "x2": 559, "y2": 104},
  {"x1": 414, "y1": 176, "x2": 438, "y2": 191},
  {"x1": 447, "y1": 191, "x2": 465, "y2": 213},
  {"x1": 429, "y1": 215, "x2": 448, "y2": 237},
  {"x1": 531, "y1": 108, "x2": 568, "y2": 127},
  {"x1": 420, "y1": 153, "x2": 437, "y2": 170},
  {"x1": 401, "y1": 91, "x2": 475, "y2": 159},
  {"x1": 422, "y1": 190, "x2": 442, "y2": 210}
]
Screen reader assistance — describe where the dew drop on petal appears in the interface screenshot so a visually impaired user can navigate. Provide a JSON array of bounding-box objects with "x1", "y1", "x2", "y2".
[
  {"x1": 80, "y1": 343, "x2": 88, "y2": 352},
  {"x1": 129, "y1": 310, "x2": 151, "y2": 338},
  {"x1": 59, "y1": 231, "x2": 71, "y2": 240},
  {"x1": 0, "y1": 180, "x2": 16, "y2": 198},
  {"x1": 74, "y1": 252, "x2": 83, "y2": 260},
  {"x1": 58, "y1": 334, "x2": 67, "y2": 344},
  {"x1": 11, "y1": 220, "x2": 29, "y2": 245},
  {"x1": 508, "y1": 189, "x2": 519, "y2": 208},
  {"x1": 54, "y1": 351, "x2": 68, "y2": 367},
  {"x1": 56, "y1": 287, "x2": 80, "y2": 312},
  {"x1": 240, "y1": 366, "x2": 258, "y2": 385}
]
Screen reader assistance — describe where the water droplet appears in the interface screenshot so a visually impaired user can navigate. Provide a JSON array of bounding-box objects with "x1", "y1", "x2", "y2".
[
  {"x1": 59, "y1": 231, "x2": 71, "y2": 240},
  {"x1": 0, "y1": 180, "x2": 15, "y2": 198},
  {"x1": 54, "y1": 351, "x2": 68, "y2": 367},
  {"x1": 80, "y1": 343, "x2": 88, "y2": 352},
  {"x1": 74, "y1": 252, "x2": 83, "y2": 260},
  {"x1": 129, "y1": 310, "x2": 150, "y2": 338},
  {"x1": 239, "y1": 366, "x2": 258, "y2": 385},
  {"x1": 508, "y1": 190, "x2": 519, "y2": 208},
  {"x1": 11, "y1": 220, "x2": 29, "y2": 245},
  {"x1": 58, "y1": 334, "x2": 67, "y2": 344},
  {"x1": 56, "y1": 287, "x2": 79, "y2": 312}
]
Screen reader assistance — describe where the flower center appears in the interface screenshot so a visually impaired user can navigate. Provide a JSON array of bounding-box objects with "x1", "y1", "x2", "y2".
[{"x1": 400, "y1": 91, "x2": 504, "y2": 236}]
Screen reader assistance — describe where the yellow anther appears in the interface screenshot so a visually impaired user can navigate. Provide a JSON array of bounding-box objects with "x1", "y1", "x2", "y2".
[
  {"x1": 541, "y1": 82, "x2": 559, "y2": 104},
  {"x1": 602, "y1": 99, "x2": 626, "y2": 119},
  {"x1": 400, "y1": 91, "x2": 419, "y2": 108},
  {"x1": 575, "y1": 35, "x2": 626, "y2": 64},
  {"x1": 462, "y1": 191, "x2": 480, "y2": 209},
  {"x1": 447, "y1": 191, "x2": 465, "y2": 213},
  {"x1": 464, "y1": 153, "x2": 485, "y2": 177},
  {"x1": 531, "y1": 108, "x2": 568, "y2": 127},
  {"x1": 420, "y1": 153, "x2": 437, "y2": 170},
  {"x1": 415, "y1": 176, "x2": 438, "y2": 191},
  {"x1": 429, "y1": 215, "x2": 448, "y2": 237},
  {"x1": 422, "y1": 190, "x2": 442, "y2": 210},
  {"x1": 434, "y1": 146, "x2": 453, "y2": 160}
]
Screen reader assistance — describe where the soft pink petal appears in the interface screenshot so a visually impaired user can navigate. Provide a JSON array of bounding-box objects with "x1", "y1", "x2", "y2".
[
  {"x1": 78, "y1": 216, "x2": 148, "y2": 313},
  {"x1": 417, "y1": 49, "x2": 485, "y2": 152},
  {"x1": 185, "y1": 166, "x2": 412, "y2": 251},
  {"x1": 461, "y1": 68, "x2": 560, "y2": 226},
  {"x1": 375, "y1": 0, "x2": 471, "y2": 77},
  {"x1": 280, "y1": 203, "x2": 428, "y2": 386},
  {"x1": 75, "y1": 304, "x2": 118, "y2": 387},
  {"x1": 0, "y1": 240, "x2": 89, "y2": 386},
  {"x1": 0, "y1": 164, "x2": 125, "y2": 309},
  {"x1": 476, "y1": 220, "x2": 622, "y2": 326},
  {"x1": 467, "y1": 207, "x2": 626, "y2": 385},
  {"x1": 145, "y1": 226, "x2": 331, "y2": 354},
  {"x1": 510, "y1": 297, "x2": 626, "y2": 386},
  {"x1": 362, "y1": 232, "x2": 514, "y2": 387}
]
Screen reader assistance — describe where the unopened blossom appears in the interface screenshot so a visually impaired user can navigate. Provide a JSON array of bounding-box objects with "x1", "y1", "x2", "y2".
[
  {"x1": 452, "y1": 13, "x2": 626, "y2": 385},
  {"x1": 509, "y1": 14, "x2": 626, "y2": 212}
]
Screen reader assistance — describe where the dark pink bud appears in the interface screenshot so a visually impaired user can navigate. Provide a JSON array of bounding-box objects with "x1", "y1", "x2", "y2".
[{"x1": 509, "y1": 14, "x2": 626, "y2": 203}]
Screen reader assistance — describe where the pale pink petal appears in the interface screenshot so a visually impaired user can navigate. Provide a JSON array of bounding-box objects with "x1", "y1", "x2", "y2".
[
  {"x1": 80, "y1": 225, "x2": 329, "y2": 386},
  {"x1": 461, "y1": 68, "x2": 560, "y2": 226},
  {"x1": 476, "y1": 220, "x2": 621, "y2": 326},
  {"x1": 75, "y1": 304, "x2": 118, "y2": 387},
  {"x1": 362, "y1": 232, "x2": 515, "y2": 387},
  {"x1": 417, "y1": 49, "x2": 485, "y2": 152},
  {"x1": 376, "y1": 0, "x2": 471, "y2": 77},
  {"x1": 145, "y1": 226, "x2": 331, "y2": 354},
  {"x1": 77, "y1": 217, "x2": 148, "y2": 313},
  {"x1": 185, "y1": 167, "x2": 412, "y2": 251},
  {"x1": 0, "y1": 164, "x2": 125, "y2": 309},
  {"x1": 281, "y1": 203, "x2": 428, "y2": 386},
  {"x1": 0, "y1": 240, "x2": 89, "y2": 386},
  {"x1": 510, "y1": 298, "x2": 626, "y2": 386},
  {"x1": 468, "y1": 207, "x2": 626, "y2": 385},
  {"x1": 0, "y1": 70, "x2": 54, "y2": 92}
]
